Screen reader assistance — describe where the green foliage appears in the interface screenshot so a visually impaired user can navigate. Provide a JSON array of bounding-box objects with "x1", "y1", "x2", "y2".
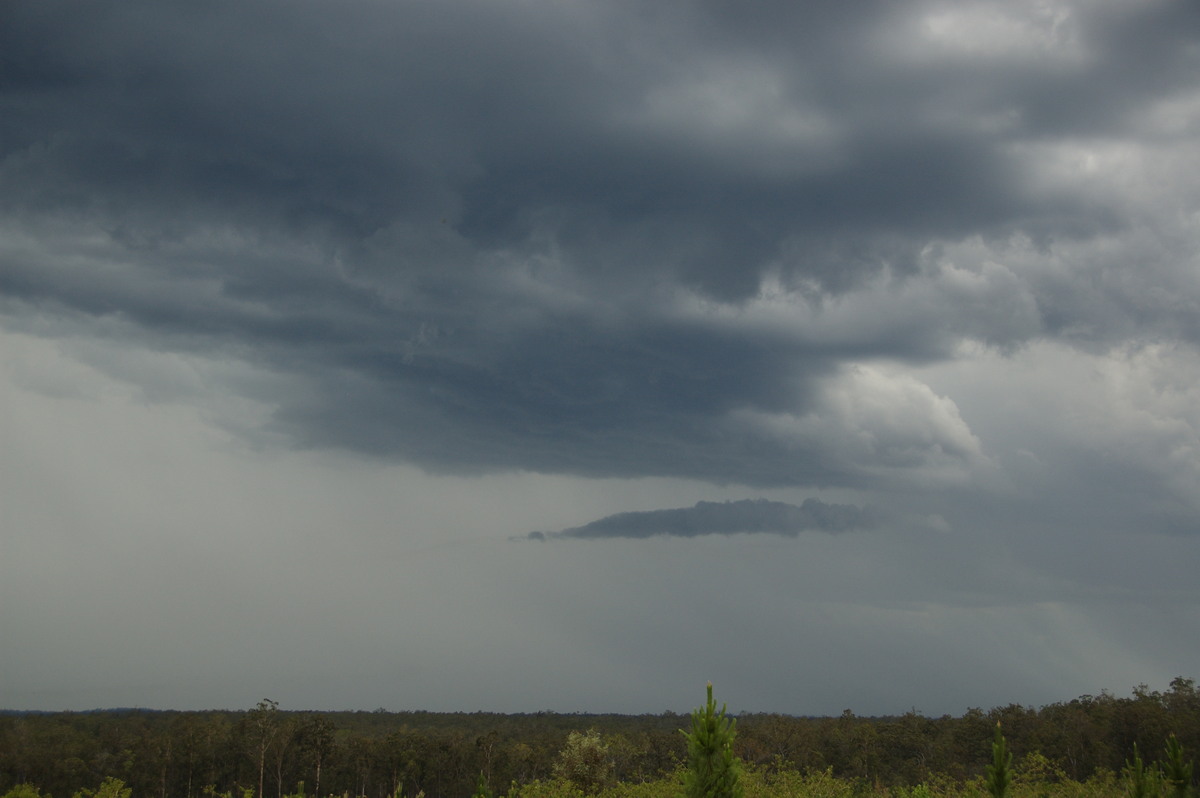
[
  {"x1": 985, "y1": 724, "x2": 1012, "y2": 798},
  {"x1": 3, "y1": 785, "x2": 48, "y2": 798},
  {"x1": 3, "y1": 747, "x2": 1178, "y2": 798},
  {"x1": 1162, "y1": 735, "x2": 1193, "y2": 798},
  {"x1": 554, "y1": 730, "x2": 615, "y2": 794},
  {"x1": 3, "y1": 676, "x2": 1200, "y2": 798},
  {"x1": 596, "y1": 780, "x2": 683, "y2": 798},
  {"x1": 1015, "y1": 752, "x2": 1066, "y2": 785},
  {"x1": 71, "y1": 779, "x2": 130, "y2": 798},
  {"x1": 474, "y1": 772, "x2": 495, "y2": 798},
  {"x1": 1063, "y1": 769, "x2": 1121, "y2": 798},
  {"x1": 681, "y1": 683, "x2": 744, "y2": 798},
  {"x1": 1124, "y1": 743, "x2": 1161, "y2": 798},
  {"x1": 738, "y1": 764, "x2": 855, "y2": 798},
  {"x1": 515, "y1": 779, "x2": 586, "y2": 798}
]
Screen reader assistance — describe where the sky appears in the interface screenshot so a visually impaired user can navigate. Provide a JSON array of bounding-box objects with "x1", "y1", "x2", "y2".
[{"x1": 2, "y1": 0, "x2": 1199, "y2": 718}]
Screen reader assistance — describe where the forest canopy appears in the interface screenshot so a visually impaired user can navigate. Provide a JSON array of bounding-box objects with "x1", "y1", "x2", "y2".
[{"x1": 3, "y1": 679, "x2": 1198, "y2": 798}]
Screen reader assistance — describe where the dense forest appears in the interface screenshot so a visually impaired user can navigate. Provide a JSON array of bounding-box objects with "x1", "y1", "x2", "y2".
[{"x1": 3, "y1": 678, "x2": 1198, "y2": 798}]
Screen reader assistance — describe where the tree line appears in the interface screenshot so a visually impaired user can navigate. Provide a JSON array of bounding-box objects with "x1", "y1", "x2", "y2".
[{"x1": 2, "y1": 678, "x2": 1198, "y2": 798}]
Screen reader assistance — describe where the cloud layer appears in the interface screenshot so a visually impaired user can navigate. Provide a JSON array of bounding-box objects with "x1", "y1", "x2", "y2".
[
  {"x1": 2, "y1": 0, "x2": 1196, "y2": 491},
  {"x1": 2, "y1": 0, "x2": 1200, "y2": 714}
]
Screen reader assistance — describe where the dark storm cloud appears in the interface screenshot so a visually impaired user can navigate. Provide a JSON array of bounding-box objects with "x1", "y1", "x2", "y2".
[
  {"x1": 2, "y1": 0, "x2": 1198, "y2": 484},
  {"x1": 5, "y1": 0, "x2": 1200, "y2": 719},
  {"x1": 532, "y1": 497, "x2": 876, "y2": 540}
]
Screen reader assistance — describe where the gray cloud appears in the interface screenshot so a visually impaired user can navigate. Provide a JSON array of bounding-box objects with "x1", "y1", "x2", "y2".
[
  {"x1": 2, "y1": 0, "x2": 1197, "y2": 490},
  {"x1": 532, "y1": 497, "x2": 878, "y2": 540},
  {"x1": 3, "y1": 0, "x2": 1200, "y2": 716}
]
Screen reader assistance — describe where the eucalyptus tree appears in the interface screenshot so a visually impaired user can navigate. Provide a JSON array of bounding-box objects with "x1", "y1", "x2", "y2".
[{"x1": 243, "y1": 700, "x2": 280, "y2": 798}]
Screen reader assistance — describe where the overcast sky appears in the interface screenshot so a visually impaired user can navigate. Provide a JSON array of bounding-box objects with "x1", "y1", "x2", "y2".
[{"x1": 3, "y1": 0, "x2": 1200, "y2": 717}]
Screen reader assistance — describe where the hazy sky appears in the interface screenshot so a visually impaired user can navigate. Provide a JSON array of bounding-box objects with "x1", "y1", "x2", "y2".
[{"x1": 3, "y1": 0, "x2": 1199, "y2": 717}]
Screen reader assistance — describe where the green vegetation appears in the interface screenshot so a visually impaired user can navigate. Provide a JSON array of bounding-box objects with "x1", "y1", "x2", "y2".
[
  {"x1": 472, "y1": 772, "x2": 493, "y2": 798},
  {"x1": 554, "y1": 730, "x2": 614, "y2": 794},
  {"x1": 681, "y1": 683, "x2": 742, "y2": 798},
  {"x1": 1162, "y1": 735, "x2": 1193, "y2": 798},
  {"x1": 1, "y1": 678, "x2": 1198, "y2": 798},
  {"x1": 73, "y1": 778, "x2": 132, "y2": 798},
  {"x1": 985, "y1": 724, "x2": 1011, "y2": 798},
  {"x1": 3, "y1": 785, "x2": 47, "y2": 798},
  {"x1": 1125, "y1": 744, "x2": 1160, "y2": 798}
]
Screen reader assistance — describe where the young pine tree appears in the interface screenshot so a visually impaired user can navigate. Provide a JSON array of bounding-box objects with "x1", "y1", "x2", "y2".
[
  {"x1": 1124, "y1": 743, "x2": 1162, "y2": 798},
  {"x1": 681, "y1": 682, "x2": 744, "y2": 798},
  {"x1": 986, "y1": 722, "x2": 1013, "y2": 798},
  {"x1": 1163, "y1": 734, "x2": 1193, "y2": 798},
  {"x1": 471, "y1": 772, "x2": 493, "y2": 798}
]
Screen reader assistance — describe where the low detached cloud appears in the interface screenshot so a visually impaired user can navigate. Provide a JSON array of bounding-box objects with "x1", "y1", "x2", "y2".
[{"x1": 531, "y1": 497, "x2": 877, "y2": 540}]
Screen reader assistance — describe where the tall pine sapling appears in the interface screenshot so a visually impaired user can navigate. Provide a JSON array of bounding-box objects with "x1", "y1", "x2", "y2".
[
  {"x1": 1163, "y1": 734, "x2": 1193, "y2": 798},
  {"x1": 986, "y1": 722, "x2": 1013, "y2": 798},
  {"x1": 1124, "y1": 743, "x2": 1161, "y2": 798},
  {"x1": 471, "y1": 772, "x2": 493, "y2": 798},
  {"x1": 681, "y1": 682, "x2": 744, "y2": 798}
]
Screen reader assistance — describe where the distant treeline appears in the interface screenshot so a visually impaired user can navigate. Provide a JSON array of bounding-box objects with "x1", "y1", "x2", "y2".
[{"x1": 2, "y1": 678, "x2": 1198, "y2": 798}]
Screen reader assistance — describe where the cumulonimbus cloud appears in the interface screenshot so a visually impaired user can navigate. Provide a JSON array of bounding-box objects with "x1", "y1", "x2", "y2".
[
  {"x1": 529, "y1": 497, "x2": 878, "y2": 540},
  {"x1": 2, "y1": 0, "x2": 1198, "y2": 500}
]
